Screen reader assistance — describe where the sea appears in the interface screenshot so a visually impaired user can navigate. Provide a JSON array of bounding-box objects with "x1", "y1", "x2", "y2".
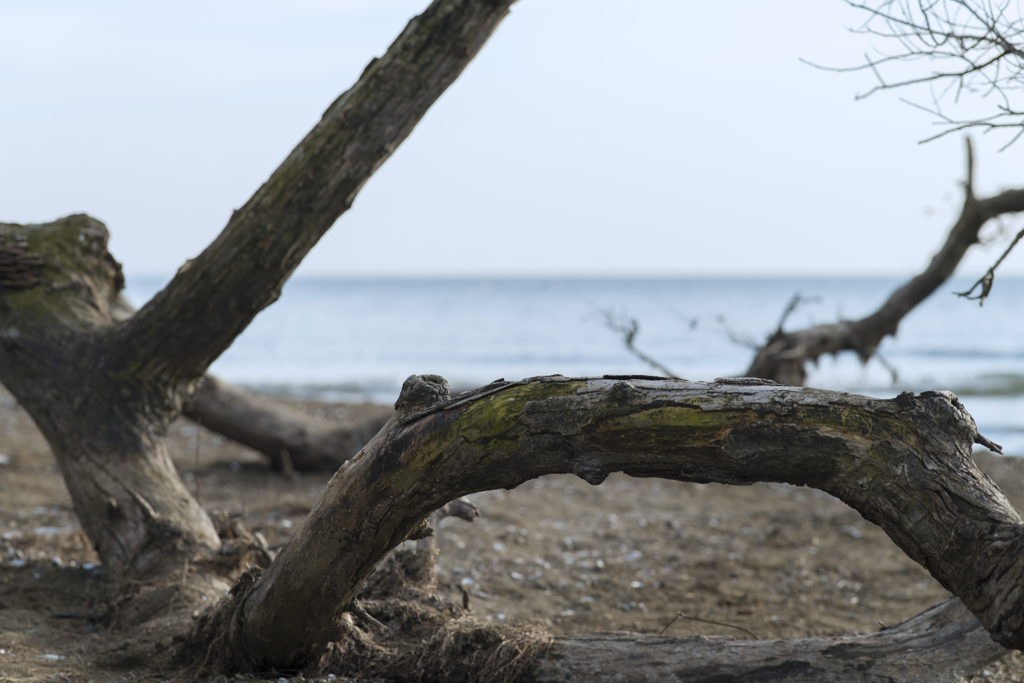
[{"x1": 124, "y1": 276, "x2": 1024, "y2": 455}]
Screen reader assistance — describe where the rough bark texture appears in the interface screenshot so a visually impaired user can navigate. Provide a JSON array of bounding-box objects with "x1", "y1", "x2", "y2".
[
  {"x1": 185, "y1": 375, "x2": 393, "y2": 472},
  {"x1": 535, "y1": 599, "x2": 1001, "y2": 683},
  {"x1": 745, "y1": 140, "x2": 1024, "y2": 385},
  {"x1": 0, "y1": 0, "x2": 517, "y2": 594},
  {"x1": 202, "y1": 374, "x2": 1019, "y2": 675},
  {"x1": 0, "y1": 216, "x2": 222, "y2": 587}
]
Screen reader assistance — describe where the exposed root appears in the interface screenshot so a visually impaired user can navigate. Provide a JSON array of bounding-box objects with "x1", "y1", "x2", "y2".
[
  {"x1": 106, "y1": 567, "x2": 232, "y2": 630},
  {"x1": 360, "y1": 547, "x2": 440, "y2": 600},
  {"x1": 176, "y1": 567, "x2": 262, "y2": 676},
  {"x1": 307, "y1": 615, "x2": 552, "y2": 683},
  {"x1": 377, "y1": 617, "x2": 553, "y2": 683}
]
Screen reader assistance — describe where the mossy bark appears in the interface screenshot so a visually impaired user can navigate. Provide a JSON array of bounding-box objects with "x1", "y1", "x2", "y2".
[{"x1": 204, "y1": 374, "x2": 1019, "y2": 674}]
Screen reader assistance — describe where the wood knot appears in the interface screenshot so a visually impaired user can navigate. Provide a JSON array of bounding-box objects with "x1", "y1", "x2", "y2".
[
  {"x1": 572, "y1": 459, "x2": 609, "y2": 486},
  {"x1": 610, "y1": 381, "x2": 640, "y2": 404},
  {"x1": 895, "y1": 391, "x2": 916, "y2": 410},
  {"x1": 394, "y1": 374, "x2": 451, "y2": 413}
]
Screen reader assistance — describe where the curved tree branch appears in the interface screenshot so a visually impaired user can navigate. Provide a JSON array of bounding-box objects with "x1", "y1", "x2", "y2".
[
  {"x1": 745, "y1": 138, "x2": 1024, "y2": 385},
  {"x1": 199, "y1": 374, "x2": 1023, "y2": 673},
  {"x1": 108, "y1": 0, "x2": 517, "y2": 390}
]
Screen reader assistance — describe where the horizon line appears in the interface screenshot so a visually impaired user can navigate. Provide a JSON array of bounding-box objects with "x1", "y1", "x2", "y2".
[{"x1": 121, "y1": 270, "x2": 1024, "y2": 282}]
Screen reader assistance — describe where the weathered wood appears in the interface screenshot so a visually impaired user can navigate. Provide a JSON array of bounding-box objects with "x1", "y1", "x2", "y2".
[
  {"x1": 0, "y1": 216, "x2": 221, "y2": 586},
  {"x1": 209, "y1": 374, "x2": 1021, "y2": 672},
  {"x1": 746, "y1": 140, "x2": 1024, "y2": 385},
  {"x1": 0, "y1": 0, "x2": 517, "y2": 592},
  {"x1": 185, "y1": 375, "x2": 393, "y2": 472},
  {"x1": 535, "y1": 599, "x2": 1002, "y2": 683}
]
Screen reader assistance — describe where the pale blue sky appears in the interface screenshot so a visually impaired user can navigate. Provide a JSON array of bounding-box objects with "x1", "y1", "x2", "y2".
[{"x1": 2, "y1": 1, "x2": 1022, "y2": 277}]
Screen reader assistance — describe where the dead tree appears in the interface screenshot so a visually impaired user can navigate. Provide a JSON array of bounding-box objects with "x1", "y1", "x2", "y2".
[
  {"x1": 745, "y1": 139, "x2": 1024, "y2": 385},
  {"x1": 2, "y1": 1, "x2": 1023, "y2": 681}
]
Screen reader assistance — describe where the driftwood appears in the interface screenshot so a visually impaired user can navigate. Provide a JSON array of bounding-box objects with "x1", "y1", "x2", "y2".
[
  {"x1": 195, "y1": 374, "x2": 1017, "y2": 680},
  {"x1": 536, "y1": 598, "x2": 1000, "y2": 683},
  {"x1": 745, "y1": 139, "x2": 1024, "y2": 385},
  {"x1": 185, "y1": 375, "x2": 392, "y2": 473}
]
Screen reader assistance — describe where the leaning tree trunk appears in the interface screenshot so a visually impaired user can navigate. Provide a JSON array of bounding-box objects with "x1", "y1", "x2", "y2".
[
  {"x1": 0, "y1": 0, "x2": 517, "y2": 608},
  {"x1": 193, "y1": 374, "x2": 1017, "y2": 680},
  {"x1": 745, "y1": 139, "x2": 1024, "y2": 385}
]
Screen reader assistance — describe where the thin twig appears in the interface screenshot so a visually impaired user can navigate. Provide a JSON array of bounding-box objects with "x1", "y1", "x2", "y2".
[
  {"x1": 803, "y1": 0, "x2": 1024, "y2": 146},
  {"x1": 874, "y1": 352, "x2": 900, "y2": 384},
  {"x1": 956, "y1": 225, "x2": 1024, "y2": 304},
  {"x1": 775, "y1": 293, "x2": 820, "y2": 335},
  {"x1": 600, "y1": 310, "x2": 679, "y2": 378},
  {"x1": 659, "y1": 610, "x2": 760, "y2": 639}
]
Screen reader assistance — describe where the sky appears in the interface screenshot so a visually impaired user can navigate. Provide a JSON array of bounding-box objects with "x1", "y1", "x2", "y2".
[{"x1": 2, "y1": 0, "x2": 1023, "y2": 279}]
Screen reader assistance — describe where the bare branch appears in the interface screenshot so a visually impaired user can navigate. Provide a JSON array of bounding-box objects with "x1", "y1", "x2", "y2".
[
  {"x1": 111, "y1": 0, "x2": 517, "y2": 388},
  {"x1": 746, "y1": 139, "x2": 1024, "y2": 384},
  {"x1": 814, "y1": 0, "x2": 1024, "y2": 144},
  {"x1": 774, "y1": 293, "x2": 821, "y2": 335},
  {"x1": 601, "y1": 310, "x2": 680, "y2": 378},
  {"x1": 956, "y1": 224, "x2": 1024, "y2": 303}
]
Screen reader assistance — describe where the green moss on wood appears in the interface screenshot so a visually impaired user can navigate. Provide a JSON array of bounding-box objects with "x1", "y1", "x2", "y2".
[{"x1": 0, "y1": 215, "x2": 123, "y2": 330}]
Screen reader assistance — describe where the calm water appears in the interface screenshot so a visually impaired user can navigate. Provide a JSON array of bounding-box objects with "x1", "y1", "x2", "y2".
[{"x1": 125, "y1": 277, "x2": 1024, "y2": 454}]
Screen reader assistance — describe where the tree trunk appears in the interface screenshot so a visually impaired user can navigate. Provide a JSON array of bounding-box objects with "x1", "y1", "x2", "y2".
[
  {"x1": 0, "y1": 0, "x2": 517, "y2": 604},
  {"x1": 0, "y1": 216, "x2": 222, "y2": 590},
  {"x1": 745, "y1": 140, "x2": 1024, "y2": 385},
  {"x1": 197, "y1": 374, "x2": 1018, "y2": 677}
]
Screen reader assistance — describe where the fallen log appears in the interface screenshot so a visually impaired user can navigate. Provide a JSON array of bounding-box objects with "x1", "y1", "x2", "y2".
[
  {"x1": 195, "y1": 374, "x2": 1018, "y2": 681},
  {"x1": 185, "y1": 375, "x2": 392, "y2": 473}
]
